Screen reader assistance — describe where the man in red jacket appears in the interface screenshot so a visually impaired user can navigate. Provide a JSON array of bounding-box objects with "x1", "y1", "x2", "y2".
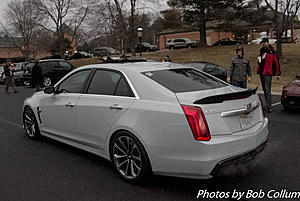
[{"x1": 257, "y1": 38, "x2": 281, "y2": 113}]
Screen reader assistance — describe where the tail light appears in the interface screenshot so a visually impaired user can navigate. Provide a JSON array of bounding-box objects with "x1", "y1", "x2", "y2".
[
  {"x1": 181, "y1": 105, "x2": 211, "y2": 141},
  {"x1": 258, "y1": 95, "x2": 266, "y2": 118}
]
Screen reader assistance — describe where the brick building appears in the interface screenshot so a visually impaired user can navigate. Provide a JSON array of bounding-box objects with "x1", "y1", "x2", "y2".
[{"x1": 157, "y1": 29, "x2": 234, "y2": 50}]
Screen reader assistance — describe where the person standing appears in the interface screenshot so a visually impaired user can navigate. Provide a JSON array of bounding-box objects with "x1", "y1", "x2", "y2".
[
  {"x1": 227, "y1": 46, "x2": 251, "y2": 88},
  {"x1": 3, "y1": 59, "x2": 17, "y2": 93},
  {"x1": 257, "y1": 38, "x2": 281, "y2": 113},
  {"x1": 163, "y1": 55, "x2": 171, "y2": 62},
  {"x1": 31, "y1": 60, "x2": 43, "y2": 92}
]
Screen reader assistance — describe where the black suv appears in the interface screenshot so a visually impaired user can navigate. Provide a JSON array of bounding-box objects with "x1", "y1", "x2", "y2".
[{"x1": 23, "y1": 59, "x2": 75, "y2": 87}]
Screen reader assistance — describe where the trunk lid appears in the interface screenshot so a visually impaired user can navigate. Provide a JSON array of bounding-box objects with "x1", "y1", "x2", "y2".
[{"x1": 176, "y1": 86, "x2": 263, "y2": 135}]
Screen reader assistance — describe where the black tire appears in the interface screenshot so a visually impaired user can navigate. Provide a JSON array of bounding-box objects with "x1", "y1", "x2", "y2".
[
  {"x1": 170, "y1": 46, "x2": 175, "y2": 50},
  {"x1": 110, "y1": 131, "x2": 151, "y2": 184},
  {"x1": 23, "y1": 107, "x2": 41, "y2": 140},
  {"x1": 187, "y1": 44, "x2": 192, "y2": 49}
]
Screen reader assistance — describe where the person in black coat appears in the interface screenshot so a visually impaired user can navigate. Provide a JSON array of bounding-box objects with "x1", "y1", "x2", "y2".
[{"x1": 31, "y1": 60, "x2": 43, "y2": 92}]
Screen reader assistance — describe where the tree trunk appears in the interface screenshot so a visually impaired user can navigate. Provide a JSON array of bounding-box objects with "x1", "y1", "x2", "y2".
[{"x1": 199, "y1": 21, "x2": 207, "y2": 47}]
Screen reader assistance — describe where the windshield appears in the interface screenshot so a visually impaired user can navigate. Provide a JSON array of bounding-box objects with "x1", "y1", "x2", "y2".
[{"x1": 142, "y1": 68, "x2": 227, "y2": 93}]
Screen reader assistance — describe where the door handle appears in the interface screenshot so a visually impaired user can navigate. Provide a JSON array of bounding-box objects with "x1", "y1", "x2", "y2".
[
  {"x1": 109, "y1": 104, "x2": 123, "y2": 110},
  {"x1": 65, "y1": 103, "x2": 75, "y2": 108}
]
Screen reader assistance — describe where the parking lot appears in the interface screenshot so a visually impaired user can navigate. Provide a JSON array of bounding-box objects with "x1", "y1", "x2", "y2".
[{"x1": 0, "y1": 85, "x2": 300, "y2": 201}]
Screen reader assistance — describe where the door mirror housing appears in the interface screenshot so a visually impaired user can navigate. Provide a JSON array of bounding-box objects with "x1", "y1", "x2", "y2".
[{"x1": 44, "y1": 86, "x2": 55, "y2": 94}]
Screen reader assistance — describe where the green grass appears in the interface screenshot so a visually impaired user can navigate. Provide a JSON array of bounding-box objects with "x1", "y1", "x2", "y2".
[{"x1": 68, "y1": 44, "x2": 300, "y2": 93}]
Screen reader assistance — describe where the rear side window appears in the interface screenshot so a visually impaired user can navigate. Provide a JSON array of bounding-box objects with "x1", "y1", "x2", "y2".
[
  {"x1": 87, "y1": 70, "x2": 134, "y2": 97},
  {"x1": 59, "y1": 61, "x2": 72, "y2": 70},
  {"x1": 142, "y1": 68, "x2": 227, "y2": 93},
  {"x1": 47, "y1": 61, "x2": 59, "y2": 69}
]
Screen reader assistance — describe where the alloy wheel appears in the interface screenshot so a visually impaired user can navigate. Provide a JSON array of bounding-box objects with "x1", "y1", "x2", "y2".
[
  {"x1": 44, "y1": 77, "x2": 52, "y2": 87},
  {"x1": 112, "y1": 136, "x2": 142, "y2": 180},
  {"x1": 23, "y1": 107, "x2": 39, "y2": 138}
]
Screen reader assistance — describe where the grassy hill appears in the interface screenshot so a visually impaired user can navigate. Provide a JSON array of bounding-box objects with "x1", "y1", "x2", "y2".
[{"x1": 70, "y1": 44, "x2": 300, "y2": 93}]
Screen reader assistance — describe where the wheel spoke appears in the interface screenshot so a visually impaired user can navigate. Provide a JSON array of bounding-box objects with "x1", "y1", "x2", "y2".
[
  {"x1": 113, "y1": 153, "x2": 127, "y2": 159},
  {"x1": 130, "y1": 160, "x2": 136, "y2": 177},
  {"x1": 114, "y1": 144, "x2": 127, "y2": 155},
  {"x1": 119, "y1": 138, "x2": 128, "y2": 152},
  {"x1": 132, "y1": 160, "x2": 141, "y2": 172},
  {"x1": 118, "y1": 159, "x2": 129, "y2": 169}
]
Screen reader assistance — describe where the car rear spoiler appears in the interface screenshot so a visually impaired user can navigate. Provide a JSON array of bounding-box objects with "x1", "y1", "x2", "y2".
[{"x1": 194, "y1": 88, "x2": 258, "y2": 105}]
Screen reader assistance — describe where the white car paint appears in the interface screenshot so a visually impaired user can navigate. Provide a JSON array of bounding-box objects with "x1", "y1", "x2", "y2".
[{"x1": 23, "y1": 62, "x2": 268, "y2": 179}]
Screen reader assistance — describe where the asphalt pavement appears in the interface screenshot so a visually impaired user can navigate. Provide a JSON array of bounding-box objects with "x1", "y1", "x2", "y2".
[{"x1": 0, "y1": 85, "x2": 299, "y2": 201}]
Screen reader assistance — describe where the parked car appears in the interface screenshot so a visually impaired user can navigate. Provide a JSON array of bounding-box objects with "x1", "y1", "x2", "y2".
[
  {"x1": 281, "y1": 37, "x2": 296, "y2": 43},
  {"x1": 166, "y1": 38, "x2": 198, "y2": 50},
  {"x1": 251, "y1": 37, "x2": 276, "y2": 45},
  {"x1": 184, "y1": 62, "x2": 227, "y2": 81},
  {"x1": 93, "y1": 47, "x2": 119, "y2": 57},
  {"x1": 135, "y1": 42, "x2": 157, "y2": 53},
  {"x1": 212, "y1": 38, "x2": 242, "y2": 46},
  {"x1": 22, "y1": 61, "x2": 268, "y2": 183},
  {"x1": 73, "y1": 51, "x2": 93, "y2": 59},
  {"x1": 23, "y1": 59, "x2": 75, "y2": 87},
  {"x1": 281, "y1": 75, "x2": 300, "y2": 111}
]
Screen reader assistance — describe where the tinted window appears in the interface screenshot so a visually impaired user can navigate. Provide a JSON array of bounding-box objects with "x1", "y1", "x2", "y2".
[
  {"x1": 174, "y1": 39, "x2": 184, "y2": 43},
  {"x1": 142, "y1": 68, "x2": 227, "y2": 93},
  {"x1": 39, "y1": 62, "x2": 47, "y2": 69},
  {"x1": 47, "y1": 61, "x2": 59, "y2": 69},
  {"x1": 167, "y1": 39, "x2": 172, "y2": 43},
  {"x1": 115, "y1": 77, "x2": 134, "y2": 97},
  {"x1": 57, "y1": 70, "x2": 91, "y2": 93},
  {"x1": 87, "y1": 70, "x2": 121, "y2": 95},
  {"x1": 59, "y1": 61, "x2": 72, "y2": 70}
]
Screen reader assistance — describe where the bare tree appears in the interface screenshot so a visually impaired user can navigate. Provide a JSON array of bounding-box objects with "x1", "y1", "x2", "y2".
[
  {"x1": 2, "y1": 0, "x2": 44, "y2": 60},
  {"x1": 34, "y1": 0, "x2": 91, "y2": 58},
  {"x1": 264, "y1": 0, "x2": 300, "y2": 58},
  {"x1": 105, "y1": 0, "x2": 159, "y2": 55}
]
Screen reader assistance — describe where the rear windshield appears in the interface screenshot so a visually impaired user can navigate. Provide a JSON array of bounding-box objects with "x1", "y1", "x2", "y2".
[{"x1": 142, "y1": 68, "x2": 227, "y2": 93}]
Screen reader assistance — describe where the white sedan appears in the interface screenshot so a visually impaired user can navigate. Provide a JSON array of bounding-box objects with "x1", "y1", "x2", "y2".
[{"x1": 22, "y1": 62, "x2": 268, "y2": 183}]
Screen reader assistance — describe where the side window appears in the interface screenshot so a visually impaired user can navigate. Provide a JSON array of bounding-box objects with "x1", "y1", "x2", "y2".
[
  {"x1": 59, "y1": 61, "x2": 72, "y2": 70},
  {"x1": 47, "y1": 61, "x2": 60, "y2": 69},
  {"x1": 87, "y1": 70, "x2": 121, "y2": 95},
  {"x1": 174, "y1": 39, "x2": 180, "y2": 43},
  {"x1": 39, "y1": 62, "x2": 47, "y2": 69},
  {"x1": 57, "y1": 70, "x2": 91, "y2": 93},
  {"x1": 87, "y1": 70, "x2": 134, "y2": 97},
  {"x1": 115, "y1": 77, "x2": 134, "y2": 97}
]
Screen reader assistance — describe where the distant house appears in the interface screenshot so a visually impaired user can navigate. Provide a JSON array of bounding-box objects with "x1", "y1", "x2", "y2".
[
  {"x1": 0, "y1": 37, "x2": 24, "y2": 63},
  {"x1": 157, "y1": 10, "x2": 300, "y2": 50},
  {"x1": 157, "y1": 28, "x2": 233, "y2": 50}
]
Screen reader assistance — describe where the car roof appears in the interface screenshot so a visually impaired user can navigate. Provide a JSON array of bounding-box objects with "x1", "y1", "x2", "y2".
[
  {"x1": 38, "y1": 59, "x2": 65, "y2": 62},
  {"x1": 75, "y1": 62, "x2": 188, "y2": 74}
]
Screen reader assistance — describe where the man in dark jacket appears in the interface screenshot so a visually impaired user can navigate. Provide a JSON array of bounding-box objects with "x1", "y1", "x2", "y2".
[
  {"x1": 3, "y1": 59, "x2": 17, "y2": 93},
  {"x1": 227, "y1": 46, "x2": 251, "y2": 88},
  {"x1": 257, "y1": 38, "x2": 281, "y2": 113},
  {"x1": 32, "y1": 60, "x2": 43, "y2": 92}
]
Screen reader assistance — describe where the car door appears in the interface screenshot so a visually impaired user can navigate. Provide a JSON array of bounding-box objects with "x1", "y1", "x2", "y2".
[
  {"x1": 58, "y1": 61, "x2": 73, "y2": 75},
  {"x1": 75, "y1": 69, "x2": 135, "y2": 150},
  {"x1": 45, "y1": 61, "x2": 61, "y2": 84},
  {"x1": 40, "y1": 69, "x2": 92, "y2": 140}
]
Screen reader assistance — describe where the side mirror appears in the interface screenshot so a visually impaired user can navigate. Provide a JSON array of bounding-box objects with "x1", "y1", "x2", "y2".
[{"x1": 44, "y1": 86, "x2": 55, "y2": 94}]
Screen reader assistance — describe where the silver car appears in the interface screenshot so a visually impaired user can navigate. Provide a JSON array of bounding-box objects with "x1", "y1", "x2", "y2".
[{"x1": 22, "y1": 62, "x2": 268, "y2": 183}]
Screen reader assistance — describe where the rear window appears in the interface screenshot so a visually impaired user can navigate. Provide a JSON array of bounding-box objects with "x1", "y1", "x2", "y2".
[{"x1": 142, "y1": 68, "x2": 227, "y2": 93}]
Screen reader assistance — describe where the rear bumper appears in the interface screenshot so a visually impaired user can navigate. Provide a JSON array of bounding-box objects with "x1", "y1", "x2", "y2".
[
  {"x1": 151, "y1": 118, "x2": 269, "y2": 179},
  {"x1": 281, "y1": 95, "x2": 300, "y2": 109},
  {"x1": 211, "y1": 138, "x2": 267, "y2": 176}
]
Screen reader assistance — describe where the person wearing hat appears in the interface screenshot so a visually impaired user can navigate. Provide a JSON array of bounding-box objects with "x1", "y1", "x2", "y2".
[
  {"x1": 3, "y1": 59, "x2": 18, "y2": 93},
  {"x1": 227, "y1": 46, "x2": 251, "y2": 88},
  {"x1": 257, "y1": 37, "x2": 281, "y2": 113}
]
